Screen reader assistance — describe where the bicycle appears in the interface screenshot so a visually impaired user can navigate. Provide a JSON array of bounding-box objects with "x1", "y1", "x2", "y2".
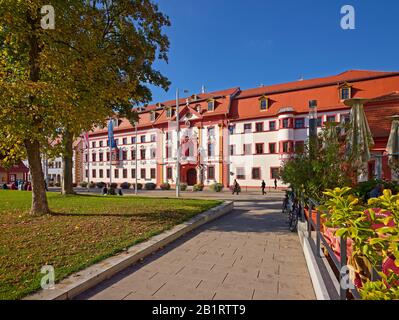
[
  {"x1": 281, "y1": 190, "x2": 293, "y2": 215},
  {"x1": 288, "y1": 197, "x2": 301, "y2": 232}
]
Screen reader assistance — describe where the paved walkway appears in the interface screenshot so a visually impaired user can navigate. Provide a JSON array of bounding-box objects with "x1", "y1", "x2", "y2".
[{"x1": 76, "y1": 198, "x2": 315, "y2": 300}]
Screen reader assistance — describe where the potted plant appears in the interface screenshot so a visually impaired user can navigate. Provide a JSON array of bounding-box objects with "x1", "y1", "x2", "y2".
[
  {"x1": 180, "y1": 183, "x2": 187, "y2": 191},
  {"x1": 210, "y1": 182, "x2": 223, "y2": 192},
  {"x1": 160, "y1": 182, "x2": 171, "y2": 190},
  {"x1": 145, "y1": 182, "x2": 156, "y2": 190},
  {"x1": 193, "y1": 183, "x2": 204, "y2": 192},
  {"x1": 120, "y1": 182, "x2": 131, "y2": 189}
]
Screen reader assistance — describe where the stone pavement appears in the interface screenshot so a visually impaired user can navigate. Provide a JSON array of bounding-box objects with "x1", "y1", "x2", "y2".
[{"x1": 76, "y1": 198, "x2": 315, "y2": 300}]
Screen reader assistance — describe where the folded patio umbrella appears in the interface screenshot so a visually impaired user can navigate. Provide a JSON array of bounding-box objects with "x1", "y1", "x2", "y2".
[
  {"x1": 387, "y1": 115, "x2": 399, "y2": 165},
  {"x1": 344, "y1": 99, "x2": 374, "y2": 169}
]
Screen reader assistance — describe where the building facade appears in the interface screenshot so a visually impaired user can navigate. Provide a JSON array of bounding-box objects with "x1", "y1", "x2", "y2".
[{"x1": 80, "y1": 70, "x2": 399, "y2": 189}]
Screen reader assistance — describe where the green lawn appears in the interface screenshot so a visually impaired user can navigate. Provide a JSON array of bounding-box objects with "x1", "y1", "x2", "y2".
[{"x1": 0, "y1": 191, "x2": 221, "y2": 300}]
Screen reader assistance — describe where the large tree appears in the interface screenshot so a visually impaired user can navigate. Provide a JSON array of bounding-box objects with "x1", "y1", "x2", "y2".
[{"x1": 0, "y1": 0, "x2": 170, "y2": 213}]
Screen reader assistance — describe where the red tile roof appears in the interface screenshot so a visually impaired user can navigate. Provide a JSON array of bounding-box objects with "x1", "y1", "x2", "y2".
[{"x1": 237, "y1": 70, "x2": 399, "y2": 98}]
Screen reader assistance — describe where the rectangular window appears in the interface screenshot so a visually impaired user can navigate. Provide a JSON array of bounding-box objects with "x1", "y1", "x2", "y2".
[
  {"x1": 123, "y1": 138, "x2": 127, "y2": 145},
  {"x1": 106, "y1": 139, "x2": 109, "y2": 147},
  {"x1": 92, "y1": 153, "x2": 96, "y2": 162},
  {"x1": 269, "y1": 121, "x2": 276, "y2": 131},
  {"x1": 282, "y1": 141, "x2": 290, "y2": 153},
  {"x1": 131, "y1": 149, "x2": 136, "y2": 160},
  {"x1": 92, "y1": 169, "x2": 96, "y2": 178},
  {"x1": 106, "y1": 169, "x2": 110, "y2": 178},
  {"x1": 230, "y1": 145, "x2": 236, "y2": 156},
  {"x1": 271, "y1": 167, "x2": 279, "y2": 179},
  {"x1": 114, "y1": 169, "x2": 119, "y2": 179},
  {"x1": 207, "y1": 166, "x2": 215, "y2": 180},
  {"x1": 326, "y1": 115, "x2": 336, "y2": 123},
  {"x1": 269, "y1": 143, "x2": 276, "y2": 154},
  {"x1": 166, "y1": 132, "x2": 170, "y2": 140},
  {"x1": 106, "y1": 152, "x2": 110, "y2": 161},
  {"x1": 150, "y1": 168, "x2": 156, "y2": 179},
  {"x1": 166, "y1": 146, "x2": 172, "y2": 158},
  {"x1": 92, "y1": 141, "x2": 96, "y2": 148},
  {"x1": 260, "y1": 99, "x2": 268, "y2": 110},
  {"x1": 114, "y1": 139, "x2": 118, "y2": 146},
  {"x1": 151, "y1": 134, "x2": 156, "y2": 142},
  {"x1": 99, "y1": 169, "x2": 103, "y2": 178},
  {"x1": 255, "y1": 143, "x2": 264, "y2": 154},
  {"x1": 99, "y1": 153, "x2": 104, "y2": 162},
  {"x1": 166, "y1": 108, "x2": 174, "y2": 118},
  {"x1": 236, "y1": 168, "x2": 245, "y2": 180},
  {"x1": 208, "y1": 143, "x2": 215, "y2": 157},
  {"x1": 252, "y1": 168, "x2": 261, "y2": 179},
  {"x1": 131, "y1": 136, "x2": 136, "y2": 144},
  {"x1": 131, "y1": 168, "x2": 136, "y2": 179},
  {"x1": 244, "y1": 123, "x2": 252, "y2": 133},
  {"x1": 282, "y1": 118, "x2": 290, "y2": 128},
  {"x1": 166, "y1": 167, "x2": 173, "y2": 179},
  {"x1": 123, "y1": 169, "x2": 127, "y2": 179},
  {"x1": 85, "y1": 170, "x2": 88, "y2": 178},
  {"x1": 207, "y1": 100, "x2": 215, "y2": 111},
  {"x1": 150, "y1": 112, "x2": 156, "y2": 122},
  {"x1": 294, "y1": 118, "x2": 305, "y2": 129},
  {"x1": 243, "y1": 144, "x2": 251, "y2": 155},
  {"x1": 85, "y1": 154, "x2": 88, "y2": 162},
  {"x1": 122, "y1": 150, "x2": 127, "y2": 161},
  {"x1": 141, "y1": 169, "x2": 146, "y2": 179},
  {"x1": 208, "y1": 127, "x2": 215, "y2": 137},
  {"x1": 99, "y1": 141, "x2": 103, "y2": 147},
  {"x1": 228, "y1": 125, "x2": 236, "y2": 134},
  {"x1": 140, "y1": 135, "x2": 146, "y2": 143},
  {"x1": 295, "y1": 141, "x2": 305, "y2": 153},
  {"x1": 340, "y1": 87, "x2": 351, "y2": 100},
  {"x1": 140, "y1": 149, "x2": 146, "y2": 159},
  {"x1": 255, "y1": 122, "x2": 264, "y2": 132}
]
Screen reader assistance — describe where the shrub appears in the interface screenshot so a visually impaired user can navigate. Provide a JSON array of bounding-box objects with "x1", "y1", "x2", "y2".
[
  {"x1": 110, "y1": 182, "x2": 118, "y2": 189},
  {"x1": 120, "y1": 182, "x2": 131, "y2": 190},
  {"x1": 160, "y1": 182, "x2": 171, "y2": 190},
  {"x1": 145, "y1": 182, "x2": 156, "y2": 190},
  {"x1": 180, "y1": 183, "x2": 187, "y2": 191},
  {"x1": 80, "y1": 181, "x2": 88, "y2": 188},
  {"x1": 131, "y1": 183, "x2": 142, "y2": 190},
  {"x1": 108, "y1": 187, "x2": 116, "y2": 195},
  {"x1": 89, "y1": 182, "x2": 96, "y2": 189},
  {"x1": 55, "y1": 182, "x2": 61, "y2": 187},
  {"x1": 96, "y1": 182, "x2": 106, "y2": 189},
  {"x1": 193, "y1": 183, "x2": 204, "y2": 192},
  {"x1": 48, "y1": 181, "x2": 54, "y2": 187},
  {"x1": 210, "y1": 183, "x2": 223, "y2": 192}
]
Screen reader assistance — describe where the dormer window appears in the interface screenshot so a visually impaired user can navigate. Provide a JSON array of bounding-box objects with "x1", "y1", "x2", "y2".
[
  {"x1": 339, "y1": 83, "x2": 352, "y2": 100},
  {"x1": 150, "y1": 111, "x2": 157, "y2": 122},
  {"x1": 259, "y1": 96, "x2": 269, "y2": 111},
  {"x1": 207, "y1": 99, "x2": 215, "y2": 111},
  {"x1": 156, "y1": 103, "x2": 164, "y2": 110},
  {"x1": 166, "y1": 107, "x2": 175, "y2": 118}
]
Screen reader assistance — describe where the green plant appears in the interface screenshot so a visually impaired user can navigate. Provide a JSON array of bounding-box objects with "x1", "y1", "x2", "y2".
[
  {"x1": 96, "y1": 182, "x2": 106, "y2": 189},
  {"x1": 88, "y1": 182, "x2": 96, "y2": 189},
  {"x1": 80, "y1": 181, "x2": 88, "y2": 188},
  {"x1": 193, "y1": 183, "x2": 204, "y2": 192},
  {"x1": 120, "y1": 182, "x2": 131, "y2": 190},
  {"x1": 180, "y1": 183, "x2": 187, "y2": 191},
  {"x1": 210, "y1": 183, "x2": 223, "y2": 192},
  {"x1": 160, "y1": 182, "x2": 171, "y2": 190},
  {"x1": 54, "y1": 182, "x2": 61, "y2": 187},
  {"x1": 145, "y1": 182, "x2": 156, "y2": 190},
  {"x1": 360, "y1": 273, "x2": 399, "y2": 300}
]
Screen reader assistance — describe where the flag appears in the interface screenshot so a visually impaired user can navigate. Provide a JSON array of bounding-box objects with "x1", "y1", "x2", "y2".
[
  {"x1": 83, "y1": 132, "x2": 89, "y2": 149},
  {"x1": 108, "y1": 119, "x2": 117, "y2": 149}
]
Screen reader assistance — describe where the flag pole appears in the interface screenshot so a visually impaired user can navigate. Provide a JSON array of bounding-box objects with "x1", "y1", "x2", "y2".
[{"x1": 176, "y1": 88, "x2": 180, "y2": 198}]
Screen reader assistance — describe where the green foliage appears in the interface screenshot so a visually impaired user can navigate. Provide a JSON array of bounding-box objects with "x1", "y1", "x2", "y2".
[
  {"x1": 210, "y1": 183, "x2": 224, "y2": 192},
  {"x1": 96, "y1": 182, "x2": 106, "y2": 189},
  {"x1": 120, "y1": 182, "x2": 131, "y2": 190},
  {"x1": 280, "y1": 125, "x2": 351, "y2": 202},
  {"x1": 193, "y1": 183, "x2": 204, "y2": 192},
  {"x1": 79, "y1": 181, "x2": 88, "y2": 188},
  {"x1": 353, "y1": 179, "x2": 399, "y2": 200},
  {"x1": 360, "y1": 273, "x2": 399, "y2": 300},
  {"x1": 88, "y1": 182, "x2": 96, "y2": 189},
  {"x1": 160, "y1": 182, "x2": 171, "y2": 190},
  {"x1": 145, "y1": 182, "x2": 156, "y2": 190},
  {"x1": 180, "y1": 183, "x2": 188, "y2": 191}
]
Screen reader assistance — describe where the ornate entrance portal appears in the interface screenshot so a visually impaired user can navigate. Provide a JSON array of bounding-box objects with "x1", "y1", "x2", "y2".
[{"x1": 186, "y1": 168, "x2": 197, "y2": 186}]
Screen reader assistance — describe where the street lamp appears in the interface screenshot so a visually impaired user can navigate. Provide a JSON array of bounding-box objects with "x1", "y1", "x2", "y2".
[
  {"x1": 308, "y1": 100, "x2": 318, "y2": 159},
  {"x1": 175, "y1": 88, "x2": 189, "y2": 198},
  {"x1": 134, "y1": 121, "x2": 138, "y2": 195}
]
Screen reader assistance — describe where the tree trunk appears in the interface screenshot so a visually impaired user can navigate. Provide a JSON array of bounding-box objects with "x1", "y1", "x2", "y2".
[
  {"x1": 25, "y1": 140, "x2": 50, "y2": 215},
  {"x1": 62, "y1": 131, "x2": 75, "y2": 195}
]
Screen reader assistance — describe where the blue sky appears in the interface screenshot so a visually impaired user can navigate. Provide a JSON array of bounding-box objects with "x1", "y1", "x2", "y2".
[{"x1": 148, "y1": 0, "x2": 399, "y2": 104}]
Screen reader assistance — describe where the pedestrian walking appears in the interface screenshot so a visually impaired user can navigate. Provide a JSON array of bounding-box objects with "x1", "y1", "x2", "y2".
[
  {"x1": 261, "y1": 180, "x2": 266, "y2": 195},
  {"x1": 274, "y1": 178, "x2": 278, "y2": 190},
  {"x1": 232, "y1": 179, "x2": 240, "y2": 195}
]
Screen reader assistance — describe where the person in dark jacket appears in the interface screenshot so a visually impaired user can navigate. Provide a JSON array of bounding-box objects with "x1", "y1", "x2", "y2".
[
  {"x1": 261, "y1": 180, "x2": 266, "y2": 195},
  {"x1": 232, "y1": 179, "x2": 240, "y2": 195}
]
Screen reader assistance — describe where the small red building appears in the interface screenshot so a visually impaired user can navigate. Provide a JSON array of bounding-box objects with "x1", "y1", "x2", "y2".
[{"x1": 0, "y1": 162, "x2": 30, "y2": 184}]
